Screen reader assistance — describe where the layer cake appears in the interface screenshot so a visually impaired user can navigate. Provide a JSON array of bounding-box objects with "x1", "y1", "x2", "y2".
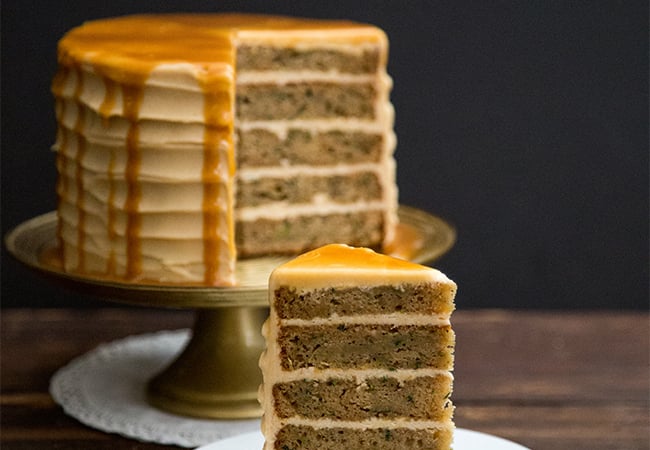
[
  {"x1": 52, "y1": 14, "x2": 397, "y2": 285},
  {"x1": 260, "y1": 244, "x2": 457, "y2": 449}
]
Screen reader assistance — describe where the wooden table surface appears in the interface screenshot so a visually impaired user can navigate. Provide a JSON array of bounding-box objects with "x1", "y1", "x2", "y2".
[{"x1": 1, "y1": 308, "x2": 648, "y2": 450}]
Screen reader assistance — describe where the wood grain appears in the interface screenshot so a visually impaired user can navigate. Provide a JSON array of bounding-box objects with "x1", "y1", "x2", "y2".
[{"x1": 1, "y1": 308, "x2": 648, "y2": 449}]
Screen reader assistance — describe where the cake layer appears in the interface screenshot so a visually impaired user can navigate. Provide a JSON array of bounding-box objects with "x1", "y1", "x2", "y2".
[
  {"x1": 56, "y1": 119, "x2": 386, "y2": 177},
  {"x1": 53, "y1": 68, "x2": 226, "y2": 125},
  {"x1": 55, "y1": 103, "x2": 208, "y2": 150},
  {"x1": 273, "y1": 374, "x2": 453, "y2": 421},
  {"x1": 57, "y1": 160, "x2": 383, "y2": 213},
  {"x1": 56, "y1": 174, "x2": 228, "y2": 214},
  {"x1": 236, "y1": 171, "x2": 382, "y2": 206},
  {"x1": 236, "y1": 45, "x2": 381, "y2": 73},
  {"x1": 58, "y1": 243, "x2": 224, "y2": 283},
  {"x1": 58, "y1": 200, "x2": 223, "y2": 238},
  {"x1": 56, "y1": 140, "x2": 210, "y2": 183},
  {"x1": 55, "y1": 65, "x2": 384, "y2": 124},
  {"x1": 274, "y1": 283, "x2": 456, "y2": 320},
  {"x1": 236, "y1": 83, "x2": 376, "y2": 120},
  {"x1": 278, "y1": 324, "x2": 455, "y2": 370},
  {"x1": 236, "y1": 211, "x2": 384, "y2": 256},
  {"x1": 236, "y1": 129, "x2": 383, "y2": 167},
  {"x1": 60, "y1": 215, "x2": 234, "y2": 283},
  {"x1": 274, "y1": 424, "x2": 453, "y2": 450}
]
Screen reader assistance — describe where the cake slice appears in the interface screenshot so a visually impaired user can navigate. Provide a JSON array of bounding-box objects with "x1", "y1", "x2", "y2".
[{"x1": 259, "y1": 244, "x2": 457, "y2": 450}]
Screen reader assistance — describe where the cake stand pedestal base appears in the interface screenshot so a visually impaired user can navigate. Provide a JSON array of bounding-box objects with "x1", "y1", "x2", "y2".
[{"x1": 147, "y1": 307, "x2": 268, "y2": 419}]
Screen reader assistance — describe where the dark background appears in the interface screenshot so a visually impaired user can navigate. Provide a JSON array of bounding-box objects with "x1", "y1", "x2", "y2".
[{"x1": 2, "y1": 1, "x2": 648, "y2": 309}]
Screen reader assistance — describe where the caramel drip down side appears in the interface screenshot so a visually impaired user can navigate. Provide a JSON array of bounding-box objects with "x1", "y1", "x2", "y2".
[
  {"x1": 71, "y1": 65, "x2": 87, "y2": 272},
  {"x1": 98, "y1": 76, "x2": 117, "y2": 122},
  {"x1": 51, "y1": 66, "x2": 71, "y2": 259},
  {"x1": 121, "y1": 83, "x2": 146, "y2": 280},
  {"x1": 200, "y1": 63, "x2": 236, "y2": 285},
  {"x1": 101, "y1": 76, "x2": 119, "y2": 276},
  {"x1": 106, "y1": 146, "x2": 118, "y2": 276}
]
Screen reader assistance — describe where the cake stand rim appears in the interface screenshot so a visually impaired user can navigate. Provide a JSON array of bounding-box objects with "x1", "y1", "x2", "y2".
[{"x1": 4, "y1": 205, "x2": 455, "y2": 309}]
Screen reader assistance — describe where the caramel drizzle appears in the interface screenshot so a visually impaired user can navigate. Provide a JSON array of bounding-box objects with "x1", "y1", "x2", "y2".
[
  {"x1": 71, "y1": 65, "x2": 87, "y2": 272},
  {"x1": 200, "y1": 72, "x2": 236, "y2": 285},
  {"x1": 121, "y1": 83, "x2": 145, "y2": 280},
  {"x1": 100, "y1": 76, "x2": 118, "y2": 275},
  {"x1": 98, "y1": 76, "x2": 117, "y2": 119}
]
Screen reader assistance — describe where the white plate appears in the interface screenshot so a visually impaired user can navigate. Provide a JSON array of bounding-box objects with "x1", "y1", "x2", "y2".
[{"x1": 196, "y1": 428, "x2": 530, "y2": 450}]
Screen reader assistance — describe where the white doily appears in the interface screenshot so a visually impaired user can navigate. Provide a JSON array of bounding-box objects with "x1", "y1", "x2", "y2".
[{"x1": 49, "y1": 329, "x2": 260, "y2": 448}]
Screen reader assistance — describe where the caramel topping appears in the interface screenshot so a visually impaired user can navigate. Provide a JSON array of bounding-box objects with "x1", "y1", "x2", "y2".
[
  {"x1": 384, "y1": 222, "x2": 424, "y2": 261},
  {"x1": 281, "y1": 244, "x2": 432, "y2": 272},
  {"x1": 57, "y1": 14, "x2": 384, "y2": 84}
]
